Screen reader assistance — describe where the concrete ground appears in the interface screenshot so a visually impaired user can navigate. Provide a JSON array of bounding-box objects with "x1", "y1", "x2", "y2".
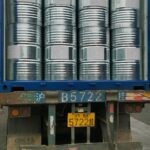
[
  {"x1": 131, "y1": 117, "x2": 150, "y2": 150},
  {"x1": 132, "y1": 104, "x2": 150, "y2": 125},
  {"x1": 131, "y1": 104, "x2": 150, "y2": 150}
]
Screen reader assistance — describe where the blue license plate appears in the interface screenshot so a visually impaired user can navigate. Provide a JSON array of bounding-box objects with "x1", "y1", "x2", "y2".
[{"x1": 60, "y1": 91, "x2": 105, "y2": 103}]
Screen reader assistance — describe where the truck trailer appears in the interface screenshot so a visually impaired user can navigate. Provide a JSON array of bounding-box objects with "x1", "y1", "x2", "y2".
[{"x1": 0, "y1": 0, "x2": 150, "y2": 150}]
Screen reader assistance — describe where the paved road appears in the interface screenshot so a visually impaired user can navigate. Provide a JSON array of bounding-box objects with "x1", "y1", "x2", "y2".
[
  {"x1": 131, "y1": 104, "x2": 150, "y2": 150},
  {"x1": 131, "y1": 117, "x2": 150, "y2": 150}
]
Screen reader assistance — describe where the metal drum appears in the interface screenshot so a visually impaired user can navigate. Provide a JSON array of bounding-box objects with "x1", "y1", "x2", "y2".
[
  {"x1": 6, "y1": 0, "x2": 42, "y2": 80},
  {"x1": 7, "y1": 3, "x2": 42, "y2": 25},
  {"x1": 80, "y1": 62, "x2": 110, "y2": 80},
  {"x1": 45, "y1": 62, "x2": 76, "y2": 80},
  {"x1": 8, "y1": 0, "x2": 42, "y2": 7},
  {"x1": 111, "y1": 0, "x2": 140, "y2": 11},
  {"x1": 112, "y1": 62, "x2": 141, "y2": 80},
  {"x1": 80, "y1": 46, "x2": 109, "y2": 62},
  {"x1": 7, "y1": 45, "x2": 41, "y2": 60},
  {"x1": 111, "y1": 8, "x2": 139, "y2": 29},
  {"x1": 45, "y1": 0, "x2": 76, "y2": 8},
  {"x1": 79, "y1": 0, "x2": 108, "y2": 10},
  {"x1": 45, "y1": 25, "x2": 76, "y2": 45},
  {"x1": 80, "y1": 27, "x2": 109, "y2": 47},
  {"x1": 111, "y1": 0, "x2": 141, "y2": 80},
  {"x1": 45, "y1": 7, "x2": 75, "y2": 26},
  {"x1": 7, "y1": 45, "x2": 41, "y2": 80},
  {"x1": 112, "y1": 47, "x2": 141, "y2": 80},
  {"x1": 7, "y1": 60, "x2": 41, "y2": 80},
  {"x1": 45, "y1": 45, "x2": 76, "y2": 62},
  {"x1": 7, "y1": 24, "x2": 41, "y2": 45},
  {"x1": 79, "y1": 8, "x2": 108, "y2": 28},
  {"x1": 79, "y1": 0, "x2": 110, "y2": 80},
  {"x1": 80, "y1": 46, "x2": 110, "y2": 80},
  {"x1": 112, "y1": 47, "x2": 141, "y2": 61},
  {"x1": 112, "y1": 28, "x2": 140, "y2": 48},
  {"x1": 44, "y1": 0, "x2": 77, "y2": 80}
]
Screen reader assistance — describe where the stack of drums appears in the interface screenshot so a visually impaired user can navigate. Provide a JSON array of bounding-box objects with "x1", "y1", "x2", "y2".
[
  {"x1": 111, "y1": 0, "x2": 142, "y2": 80},
  {"x1": 45, "y1": 0, "x2": 77, "y2": 80},
  {"x1": 79, "y1": 0, "x2": 110, "y2": 80},
  {"x1": 6, "y1": 0, "x2": 42, "y2": 80}
]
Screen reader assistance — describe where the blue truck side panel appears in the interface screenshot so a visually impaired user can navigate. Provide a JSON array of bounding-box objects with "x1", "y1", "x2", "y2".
[
  {"x1": 148, "y1": 0, "x2": 150, "y2": 80},
  {"x1": 0, "y1": 0, "x2": 2, "y2": 24},
  {"x1": 0, "y1": 81, "x2": 150, "y2": 92},
  {"x1": 0, "y1": 0, "x2": 3, "y2": 83},
  {"x1": 0, "y1": 0, "x2": 149, "y2": 92},
  {"x1": 0, "y1": 24, "x2": 3, "y2": 83}
]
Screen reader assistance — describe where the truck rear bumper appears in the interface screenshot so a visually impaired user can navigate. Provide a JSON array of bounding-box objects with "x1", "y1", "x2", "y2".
[{"x1": 20, "y1": 142, "x2": 143, "y2": 150}]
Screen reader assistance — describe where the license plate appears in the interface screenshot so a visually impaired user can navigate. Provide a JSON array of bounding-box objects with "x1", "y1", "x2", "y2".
[
  {"x1": 60, "y1": 91, "x2": 105, "y2": 103},
  {"x1": 67, "y1": 113, "x2": 95, "y2": 127}
]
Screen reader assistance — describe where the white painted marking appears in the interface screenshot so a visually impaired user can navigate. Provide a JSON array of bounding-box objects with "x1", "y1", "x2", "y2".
[
  {"x1": 50, "y1": 116, "x2": 55, "y2": 135},
  {"x1": 110, "y1": 115, "x2": 114, "y2": 123}
]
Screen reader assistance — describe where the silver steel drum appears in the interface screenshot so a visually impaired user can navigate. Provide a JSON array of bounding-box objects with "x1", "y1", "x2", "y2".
[
  {"x1": 80, "y1": 27, "x2": 109, "y2": 47},
  {"x1": 112, "y1": 28, "x2": 140, "y2": 48},
  {"x1": 8, "y1": 0, "x2": 42, "y2": 7},
  {"x1": 79, "y1": 0, "x2": 108, "y2": 10},
  {"x1": 111, "y1": 0, "x2": 140, "y2": 11},
  {"x1": 45, "y1": 0, "x2": 76, "y2": 8},
  {"x1": 7, "y1": 60, "x2": 41, "y2": 80},
  {"x1": 79, "y1": 0, "x2": 110, "y2": 80},
  {"x1": 80, "y1": 46, "x2": 109, "y2": 62},
  {"x1": 44, "y1": 0, "x2": 76, "y2": 80},
  {"x1": 112, "y1": 47, "x2": 141, "y2": 61},
  {"x1": 7, "y1": 45, "x2": 41, "y2": 60},
  {"x1": 45, "y1": 7, "x2": 75, "y2": 26},
  {"x1": 111, "y1": 0, "x2": 141, "y2": 80},
  {"x1": 111, "y1": 8, "x2": 139, "y2": 29},
  {"x1": 45, "y1": 25, "x2": 76, "y2": 45},
  {"x1": 112, "y1": 61, "x2": 141, "y2": 80},
  {"x1": 45, "y1": 62, "x2": 77, "y2": 80},
  {"x1": 45, "y1": 45, "x2": 76, "y2": 61},
  {"x1": 80, "y1": 62, "x2": 110, "y2": 80},
  {"x1": 7, "y1": 24, "x2": 41, "y2": 45},
  {"x1": 6, "y1": 0, "x2": 42, "y2": 81},
  {"x1": 79, "y1": 8, "x2": 108, "y2": 28},
  {"x1": 7, "y1": 3, "x2": 41, "y2": 25}
]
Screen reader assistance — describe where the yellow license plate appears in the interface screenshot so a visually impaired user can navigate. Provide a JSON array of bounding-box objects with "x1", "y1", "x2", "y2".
[{"x1": 67, "y1": 113, "x2": 95, "y2": 127}]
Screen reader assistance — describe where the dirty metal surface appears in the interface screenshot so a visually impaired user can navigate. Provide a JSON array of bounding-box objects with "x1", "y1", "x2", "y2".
[
  {"x1": 0, "y1": 91, "x2": 59, "y2": 105},
  {"x1": 0, "y1": 107, "x2": 8, "y2": 150},
  {"x1": 19, "y1": 142, "x2": 142, "y2": 150},
  {"x1": 0, "y1": 91, "x2": 150, "y2": 105},
  {"x1": 7, "y1": 116, "x2": 41, "y2": 150},
  {"x1": 20, "y1": 145, "x2": 47, "y2": 150}
]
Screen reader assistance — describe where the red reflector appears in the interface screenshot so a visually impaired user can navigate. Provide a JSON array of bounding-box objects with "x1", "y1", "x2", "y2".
[
  {"x1": 127, "y1": 106, "x2": 133, "y2": 112},
  {"x1": 109, "y1": 104, "x2": 114, "y2": 113},
  {"x1": 135, "y1": 106, "x2": 142, "y2": 112},
  {"x1": 9, "y1": 107, "x2": 31, "y2": 118}
]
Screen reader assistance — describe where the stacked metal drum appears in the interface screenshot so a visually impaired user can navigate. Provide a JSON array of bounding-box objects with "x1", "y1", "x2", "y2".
[
  {"x1": 111, "y1": 0, "x2": 141, "y2": 80},
  {"x1": 79, "y1": 0, "x2": 110, "y2": 80},
  {"x1": 6, "y1": 0, "x2": 42, "y2": 80},
  {"x1": 45, "y1": 0, "x2": 77, "y2": 80}
]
